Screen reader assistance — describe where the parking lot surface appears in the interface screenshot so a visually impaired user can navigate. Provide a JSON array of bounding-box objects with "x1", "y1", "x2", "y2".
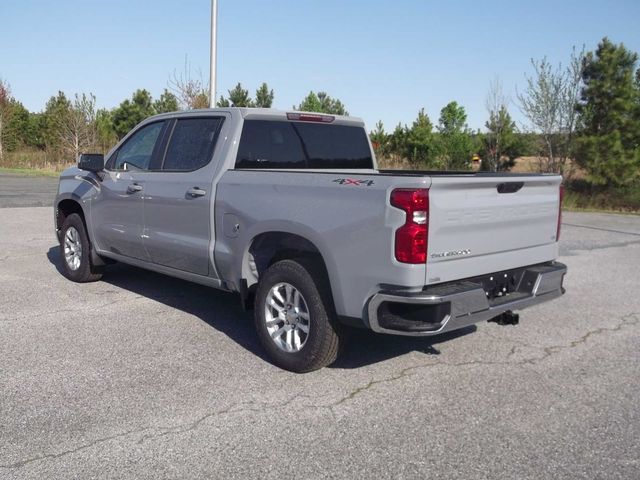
[
  {"x1": 1, "y1": 176, "x2": 639, "y2": 479},
  {"x1": 0, "y1": 173, "x2": 58, "y2": 208}
]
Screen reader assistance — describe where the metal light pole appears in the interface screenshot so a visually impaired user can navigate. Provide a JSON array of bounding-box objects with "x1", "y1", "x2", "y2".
[{"x1": 209, "y1": 0, "x2": 218, "y2": 108}]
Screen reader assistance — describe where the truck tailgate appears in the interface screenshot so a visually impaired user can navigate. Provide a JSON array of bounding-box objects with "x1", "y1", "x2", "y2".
[{"x1": 425, "y1": 175, "x2": 562, "y2": 285}]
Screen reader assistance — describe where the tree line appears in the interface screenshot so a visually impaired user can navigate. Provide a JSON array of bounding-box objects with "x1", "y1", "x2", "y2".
[
  {"x1": 372, "y1": 37, "x2": 640, "y2": 188},
  {"x1": 0, "y1": 37, "x2": 638, "y2": 189},
  {"x1": 369, "y1": 95, "x2": 529, "y2": 172},
  {"x1": 0, "y1": 78, "x2": 345, "y2": 165}
]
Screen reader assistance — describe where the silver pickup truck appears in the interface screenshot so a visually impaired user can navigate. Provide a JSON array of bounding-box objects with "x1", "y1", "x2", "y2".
[{"x1": 54, "y1": 108, "x2": 567, "y2": 372}]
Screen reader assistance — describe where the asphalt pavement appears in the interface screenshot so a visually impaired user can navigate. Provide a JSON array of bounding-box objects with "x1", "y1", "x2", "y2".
[
  {"x1": 1, "y1": 174, "x2": 639, "y2": 479},
  {"x1": 0, "y1": 173, "x2": 58, "y2": 208}
]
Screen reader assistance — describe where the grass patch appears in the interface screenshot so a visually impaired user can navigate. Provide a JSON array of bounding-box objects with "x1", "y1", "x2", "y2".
[
  {"x1": 0, "y1": 167, "x2": 62, "y2": 177},
  {"x1": 0, "y1": 149, "x2": 73, "y2": 175},
  {"x1": 563, "y1": 180, "x2": 640, "y2": 214}
]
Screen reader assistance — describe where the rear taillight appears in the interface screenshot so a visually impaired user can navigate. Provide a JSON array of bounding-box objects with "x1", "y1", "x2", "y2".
[
  {"x1": 390, "y1": 188, "x2": 429, "y2": 264},
  {"x1": 556, "y1": 184, "x2": 564, "y2": 241}
]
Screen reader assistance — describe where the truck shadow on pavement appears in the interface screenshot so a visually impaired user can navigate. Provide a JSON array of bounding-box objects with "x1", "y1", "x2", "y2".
[
  {"x1": 47, "y1": 246, "x2": 475, "y2": 370},
  {"x1": 334, "y1": 326, "x2": 474, "y2": 369}
]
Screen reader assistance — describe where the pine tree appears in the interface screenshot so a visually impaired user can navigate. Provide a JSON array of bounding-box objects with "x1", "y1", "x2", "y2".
[
  {"x1": 388, "y1": 123, "x2": 407, "y2": 162},
  {"x1": 254, "y1": 83, "x2": 274, "y2": 108},
  {"x1": 370, "y1": 121, "x2": 389, "y2": 158},
  {"x1": 437, "y1": 101, "x2": 474, "y2": 170},
  {"x1": 111, "y1": 89, "x2": 156, "y2": 138},
  {"x1": 227, "y1": 83, "x2": 254, "y2": 107},
  {"x1": 404, "y1": 109, "x2": 440, "y2": 168},
  {"x1": 0, "y1": 80, "x2": 12, "y2": 159},
  {"x1": 43, "y1": 91, "x2": 72, "y2": 157},
  {"x1": 480, "y1": 107, "x2": 524, "y2": 171},
  {"x1": 576, "y1": 38, "x2": 640, "y2": 186},
  {"x1": 295, "y1": 91, "x2": 348, "y2": 115},
  {"x1": 153, "y1": 89, "x2": 179, "y2": 113}
]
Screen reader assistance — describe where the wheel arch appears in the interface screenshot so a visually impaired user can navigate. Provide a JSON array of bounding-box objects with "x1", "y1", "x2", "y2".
[
  {"x1": 55, "y1": 196, "x2": 87, "y2": 239},
  {"x1": 55, "y1": 195, "x2": 106, "y2": 267},
  {"x1": 240, "y1": 231, "x2": 340, "y2": 312}
]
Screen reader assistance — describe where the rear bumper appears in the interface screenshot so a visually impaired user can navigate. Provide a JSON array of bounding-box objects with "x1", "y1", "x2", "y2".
[{"x1": 367, "y1": 262, "x2": 567, "y2": 336}]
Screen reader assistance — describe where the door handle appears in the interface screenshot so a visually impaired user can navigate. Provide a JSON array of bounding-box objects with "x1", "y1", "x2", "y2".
[
  {"x1": 187, "y1": 187, "x2": 207, "y2": 198},
  {"x1": 127, "y1": 183, "x2": 143, "y2": 194}
]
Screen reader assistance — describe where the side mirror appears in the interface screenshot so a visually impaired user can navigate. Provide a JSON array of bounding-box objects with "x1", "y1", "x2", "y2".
[{"x1": 78, "y1": 153, "x2": 104, "y2": 172}]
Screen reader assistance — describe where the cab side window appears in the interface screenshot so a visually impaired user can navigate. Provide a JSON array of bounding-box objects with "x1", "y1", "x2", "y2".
[
  {"x1": 110, "y1": 122, "x2": 165, "y2": 171},
  {"x1": 235, "y1": 120, "x2": 306, "y2": 169},
  {"x1": 162, "y1": 117, "x2": 224, "y2": 171}
]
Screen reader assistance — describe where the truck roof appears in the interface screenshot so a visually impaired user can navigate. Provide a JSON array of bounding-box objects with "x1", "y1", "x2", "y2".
[{"x1": 144, "y1": 107, "x2": 365, "y2": 127}]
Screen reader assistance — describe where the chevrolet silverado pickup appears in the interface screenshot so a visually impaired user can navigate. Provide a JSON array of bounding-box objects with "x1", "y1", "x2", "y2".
[{"x1": 54, "y1": 108, "x2": 567, "y2": 372}]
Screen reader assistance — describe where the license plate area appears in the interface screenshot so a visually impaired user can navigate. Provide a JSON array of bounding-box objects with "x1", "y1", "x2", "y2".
[{"x1": 467, "y1": 267, "x2": 532, "y2": 302}]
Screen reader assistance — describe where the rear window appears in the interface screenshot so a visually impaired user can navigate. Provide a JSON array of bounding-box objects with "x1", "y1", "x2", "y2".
[
  {"x1": 163, "y1": 117, "x2": 223, "y2": 171},
  {"x1": 235, "y1": 120, "x2": 373, "y2": 169}
]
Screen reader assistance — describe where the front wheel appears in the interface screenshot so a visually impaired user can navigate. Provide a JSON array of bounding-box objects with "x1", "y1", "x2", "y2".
[
  {"x1": 59, "y1": 213, "x2": 103, "y2": 283},
  {"x1": 254, "y1": 258, "x2": 344, "y2": 373}
]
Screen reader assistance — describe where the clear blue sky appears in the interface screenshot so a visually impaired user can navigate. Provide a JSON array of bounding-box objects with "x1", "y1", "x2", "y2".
[{"x1": 1, "y1": 0, "x2": 639, "y2": 131}]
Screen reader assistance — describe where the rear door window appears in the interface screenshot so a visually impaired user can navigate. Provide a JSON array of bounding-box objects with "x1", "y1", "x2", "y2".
[
  {"x1": 162, "y1": 117, "x2": 224, "y2": 171},
  {"x1": 235, "y1": 120, "x2": 373, "y2": 169}
]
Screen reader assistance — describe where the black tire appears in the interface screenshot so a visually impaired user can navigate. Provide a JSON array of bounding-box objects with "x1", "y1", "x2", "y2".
[
  {"x1": 59, "y1": 213, "x2": 104, "y2": 283},
  {"x1": 254, "y1": 258, "x2": 344, "y2": 373}
]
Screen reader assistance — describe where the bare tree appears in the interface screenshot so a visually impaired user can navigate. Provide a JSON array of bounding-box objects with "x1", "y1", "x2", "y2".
[
  {"x1": 58, "y1": 93, "x2": 98, "y2": 160},
  {"x1": 485, "y1": 77, "x2": 510, "y2": 121},
  {"x1": 518, "y1": 47, "x2": 584, "y2": 174},
  {"x1": 0, "y1": 79, "x2": 12, "y2": 160},
  {"x1": 482, "y1": 78, "x2": 519, "y2": 171},
  {"x1": 169, "y1": 57, "x2": 209, "y2": 109}
]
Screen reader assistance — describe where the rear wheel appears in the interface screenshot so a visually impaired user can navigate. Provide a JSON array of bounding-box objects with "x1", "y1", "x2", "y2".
[
  {"x1": 59, "y1": 213, "x2": 103, "y2": 283},
  {"x1": 255, "y1": 258, "x2": 343, "y2": 373}
]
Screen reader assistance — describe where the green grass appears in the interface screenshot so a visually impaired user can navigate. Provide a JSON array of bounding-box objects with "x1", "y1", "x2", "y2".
[
  {"x1": 0, "y1": 167, "x2": 61, "y2": 177},
  {"x1": 563, "y1": 184, "x2": 640, "y2": 214},
  {"x1": 0, "y1": 149, "x2": 73, "y2": 176}
]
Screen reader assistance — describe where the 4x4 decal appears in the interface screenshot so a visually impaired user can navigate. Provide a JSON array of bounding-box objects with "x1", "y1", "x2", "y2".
[{"x1": 333, "y1": 178, "x2": 375, "y2": 186}]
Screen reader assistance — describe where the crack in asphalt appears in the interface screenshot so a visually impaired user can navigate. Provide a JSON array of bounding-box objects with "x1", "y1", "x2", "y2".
[
  {"x1": 482, "y1": 313, "x2": 640, "y2": 364},
  {"x1": 331, "y1": 369, "x2": 422, "y2": 408},
  {"x1": 520, "y1": 312, "x2": 640, "y2": 365},
  {"x1": 0, "y1": 426, "x2": 154, "y2": 470},
  {"x1": 0, "y1": 394, "x2": 308, "y2": 470},
  {"x1": 135, "y1": 404, "x2": 239, "y2": 446},
  {"x1": 2, "y1": 296, "x2": 146, "y2": 322},
  {"x1": 135, "y1": 393, "x2": 305, "y2": 446},
  {"x1": 2, "y1": 312, "x2": 638, "y2": 470},
  {"x1": 322, "y1": 311, "x2": 640, "y2": 406}
]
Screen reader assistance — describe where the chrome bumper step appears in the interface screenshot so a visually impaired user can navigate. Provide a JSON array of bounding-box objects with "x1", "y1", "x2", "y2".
[{"x1": 367, "y1": 262, "x2": 567, "y2": 336}]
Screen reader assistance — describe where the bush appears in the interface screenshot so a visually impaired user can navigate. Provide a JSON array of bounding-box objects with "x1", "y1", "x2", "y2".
[{"x1": 563, "y1": 179, "x2": 640, "y2": 212}]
